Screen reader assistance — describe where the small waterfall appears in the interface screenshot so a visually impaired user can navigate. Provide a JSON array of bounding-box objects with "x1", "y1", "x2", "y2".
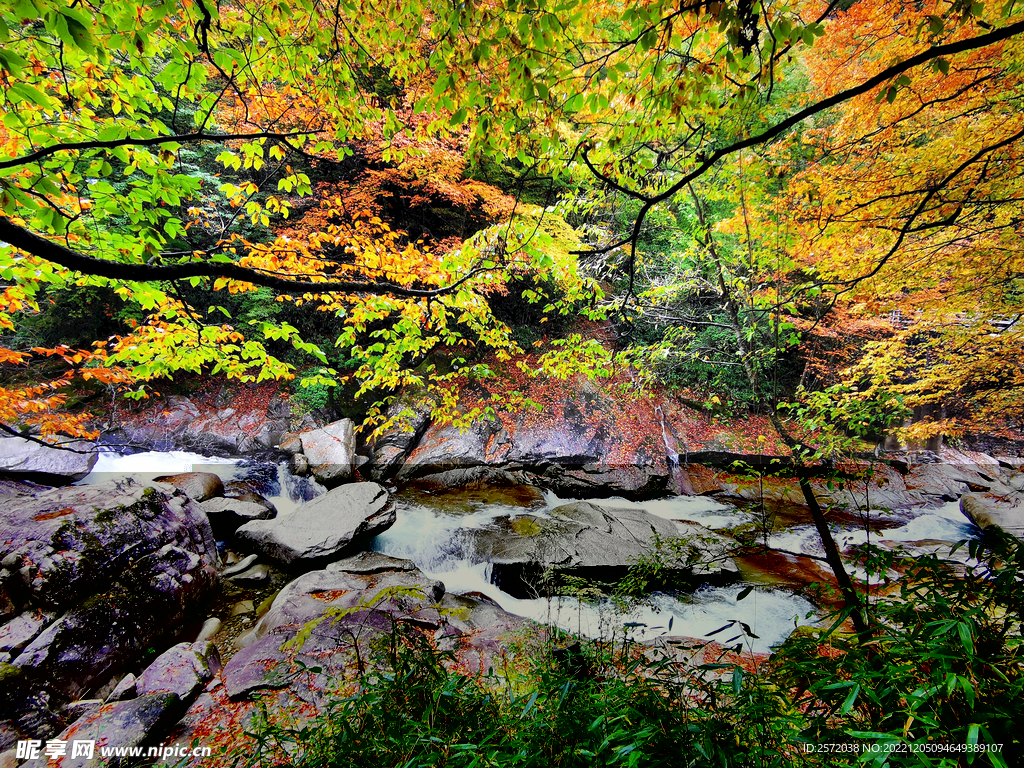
[
  {"x1": 655, "y1": 405, "x2": 695, "y2": 495},
  {"x1": 229, "y1": 461, "x2": 326, "y2": 516},
  {"x1": 81, "y1": 451, "x2": 325, "y2": 517}
]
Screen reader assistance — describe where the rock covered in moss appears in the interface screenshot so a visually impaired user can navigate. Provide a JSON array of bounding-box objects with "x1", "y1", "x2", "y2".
[
  {"x1": 0, "y1": 480, "x2": 219, "y2": 749},
  {"x1": 0, "y1": 480, "x2": 218, "y2": 610},
  {"x1": 464, "y1": 501, "x2": 737, "y2": 597}
]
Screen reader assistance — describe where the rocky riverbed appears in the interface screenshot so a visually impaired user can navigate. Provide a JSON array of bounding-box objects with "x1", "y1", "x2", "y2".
[{"x1": 1, "y1": 401, "x2": 1022, "y2": 766}]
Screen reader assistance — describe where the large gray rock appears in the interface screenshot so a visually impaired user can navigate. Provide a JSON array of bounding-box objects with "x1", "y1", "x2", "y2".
[
  {"x1": 225, "y1": 565, "x2": 445, "y2": 700},
  {"x1": 300, "y1": 419, "x2": 356, "y2": 487},
  {"x1": 169, "y1": 559, "x2": 530, "y2": 751},
  {"x1": 136, "y1": 641, "x2": 218, "y2": 704},
  {"x1": 199, "y1": 496, "x2": 274, "y2": 537},
  {"x1": 369, "y1": 399, "x2": 433, "y2": 480},
  {"x1": 0, "y1": 611, "x2": 54, "y2": 655},
  {"x1": 12, "y1": 545, "x2": 215, "y2": 698},
  {"x1": 906, "y1": 462, "x2": 996, "y2": 501},
  {"x1": 0, "y1": 437, "x2": 97, "y2": 484},
  {"x1": 0, "y1": 480, "x2": 219, "y2": 747},
  {"x1": 235, "y1": 482, "x2": 394, "y2": 567},
  {"x1": 464, "y1": 501, "x2": 737, "y2": 598},
  {"x1": 0, "y1": 480, "x2": 218, "y2": 610},
  {"x1": 55, "y1": 693, "x2": 183, "y2": 767},
  {"x1": 961, "y1": 492, "x2": 1024, "y2": 538}
]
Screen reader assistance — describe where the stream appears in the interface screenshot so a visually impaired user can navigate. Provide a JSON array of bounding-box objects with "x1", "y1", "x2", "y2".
[{"x1": 79, "y1": 450, "x2": 982, "y2": 655}]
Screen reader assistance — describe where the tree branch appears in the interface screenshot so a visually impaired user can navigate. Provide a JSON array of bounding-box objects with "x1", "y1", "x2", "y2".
[
  {"x1": 581, "y1": 18, "x2": 1024, "y2": 256},
  {"x1": 0, "y1": 217, "x2": 492, "y2": 299},
  {"x1": 0, "y1": 130, "x2": 319, "y2": 172}
]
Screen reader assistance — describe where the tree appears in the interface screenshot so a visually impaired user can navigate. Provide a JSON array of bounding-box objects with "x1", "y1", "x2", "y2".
[
  {"x1": 0, "y1": 0, "x2": 598, "y2": 438},
  {"x1": 2, "y1": 0, "x2": 1022, "y2": 459}
]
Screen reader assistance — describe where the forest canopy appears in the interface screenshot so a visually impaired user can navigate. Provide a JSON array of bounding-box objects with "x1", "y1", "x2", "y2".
[{"x1": 0, "y1": 0, "x2": 1022, "y2": 445}]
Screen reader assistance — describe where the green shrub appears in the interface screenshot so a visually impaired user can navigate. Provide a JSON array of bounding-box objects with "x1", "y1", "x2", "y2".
[
  {"x1": 291, "y1": 378, "x2": 332, "y2": 414},
  {"x1": 232, "y1": 531, "x2": 1024, "y2": 768}
]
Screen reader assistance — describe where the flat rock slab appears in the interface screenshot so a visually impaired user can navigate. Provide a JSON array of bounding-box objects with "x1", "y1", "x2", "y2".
[
  {"x1": 326, "y1": 551, "x2": 417, "y2": 574},
  {"x1": 0, "y1": 611, "x2": 54, "y2": 654},
  {"x1": 961, "y1": 492, "x2": 1024, "y2": 538},
  {"x1": 0, "y1": 437, "x2": 97, "y2": 484},
  {"x1": 236, "y1": 482, "x2": 394, "y2": 567},
  {"x1": 465, "y1": 501, "x2": 736, "y2": 597}
]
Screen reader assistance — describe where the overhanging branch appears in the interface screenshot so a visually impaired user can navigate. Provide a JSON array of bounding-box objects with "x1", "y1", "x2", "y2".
[
  {"x1": 0, "y1": 217, "x2": 490, "y2": 299},
  {"x1": 0, "y1": 130, "x2": 319, "y2": 172}
]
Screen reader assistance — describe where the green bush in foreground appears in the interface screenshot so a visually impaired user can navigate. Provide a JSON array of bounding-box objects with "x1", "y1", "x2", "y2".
[{"x1": 236, "y1": 531, "x2": 1024, "y2": 768}]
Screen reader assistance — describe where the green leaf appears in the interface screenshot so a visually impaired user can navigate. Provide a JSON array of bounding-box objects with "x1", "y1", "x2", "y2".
[
  {"x1": 9, "y1": 83, "x2": 56, "y2": 108},
  {"x1": 957, "y1": 622, "x2": 974, "y2": 656},
  {"x1": 840, "y1": 684, "x2": 860, "y2": 715}
]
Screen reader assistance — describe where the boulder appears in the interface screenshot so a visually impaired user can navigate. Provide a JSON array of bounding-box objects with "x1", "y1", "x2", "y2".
[
  {"x1": 278, "y1": 433, "x2": 303, "y2": 455},
  {"x1": 464, "y1": 501, "x2": 737, "y2": 598},
  {"x1": 198, "y1": 497, "x2": 274, "y2": 536},
  {"x1": 136, "y1": 642, "x2": 218, "y2": 704},
  {"x1": 0, "y1": 481, "x2": 218, "y2": 610},
  {"x1": 290, "y1": 452, "x2": 309, "y2": 476},
  {"x1": 393, "y1": 384, "x2": 670, "y2": 499},
  {"x1": 326, "y1": 551, "x2": 417, "y2": 574},
  {"x1": 236, "y1": 482, "x2": 394, "y2": 567},
  {"x1": 12, "y1": 545, "x2": 215, "y2": 698},
  {"x1": 54, "y1": 693, "x2": 183, "y2": 768},
  {"x1": 961, "y1": 493, "x2": 1024, "y2": 538},
  {"x1": 0, "y1": 480, "x2": 219, "y2": 746},
  {"x1": 906, "y1": 463, "x2": 995, "y2": 500},
  {"x1": 996, "y1": 456, "x2": 1024, "y2": 470},
  {"x1": 221, "y1": 554, "x2": 258, "y2": 578},
  {"x1": 169, "y1": 558, "x2": 531, "y2": 755},
  {"x1": 225, "y1": 565, "x2": 444, "y2": 700},
  {"x1": 368, "y1": 399, "x2": 433, "y2": 480},
  {"x1": 194, "y1": 618, "x2": 221, "y2": 643},
  {"x1": 106, "y1": 674, "x2": 136, "y2": 703},
  {"x1": 227, "y1": 564, "x2": 270, "y2": 587},
  {"x1": 151, "y1": 472, "x2": 223, "y2": 503},
  {"x1": 226, "y1": 491, "x2": 276, "y2": 513},
  {"x1": 0, "y1": 612, "x2": 54, "y2": 656},
  {"x1": 299, "y1": 419, "x2": 356, "y2": 487},
  {"x1": 0, "y1": 437, "x2": 97, "y2": 484}
]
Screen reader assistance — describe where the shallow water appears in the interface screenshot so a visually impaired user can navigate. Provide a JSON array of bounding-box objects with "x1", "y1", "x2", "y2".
[
  {"x1": 80, "y1": 450, "x2": 323, "y2": 516},
  {"x1": 374, "y1": 489, "x2": 817, "y2": 653},
  {"x1": 79, "y1": 451, "x2": 981, "y2": 653}
]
